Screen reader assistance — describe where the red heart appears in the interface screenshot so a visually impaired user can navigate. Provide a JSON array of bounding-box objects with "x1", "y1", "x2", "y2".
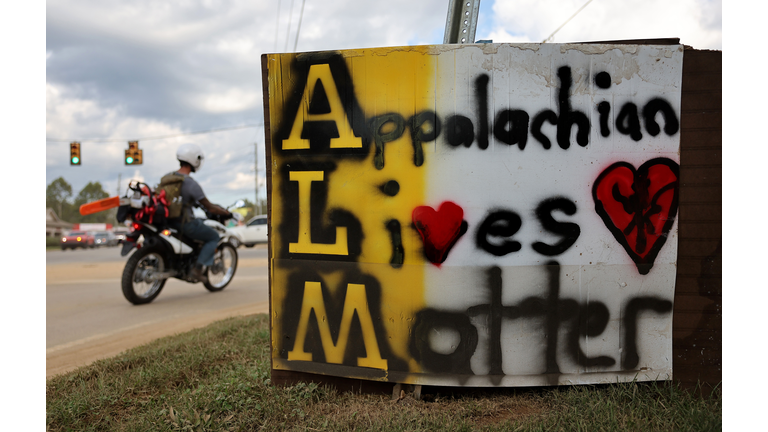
[
  {"x1": 412, "y1": 201, "x2": 466, "y2": 267},
  {"x1": 592, "y1": 158, "x2": 679, "y2": 275}
]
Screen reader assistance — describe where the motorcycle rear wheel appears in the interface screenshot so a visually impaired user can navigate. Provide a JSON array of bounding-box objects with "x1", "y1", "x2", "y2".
[
  {"x1": 204, "y1": 243, "x2": 238, "y2": 292},
  {"x1": 122, "y1": 245, "x2": 167, "y2": 305}
]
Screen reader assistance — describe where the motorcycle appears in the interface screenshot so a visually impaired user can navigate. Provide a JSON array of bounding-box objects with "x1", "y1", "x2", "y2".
[{"x1": 119, "y1": 196, "x2": 246, "y2": 305}]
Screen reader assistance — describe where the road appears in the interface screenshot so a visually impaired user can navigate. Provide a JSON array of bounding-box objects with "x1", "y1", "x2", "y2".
[{"x1": 46, "y1": 244, "x2": 270, "y2": 378}]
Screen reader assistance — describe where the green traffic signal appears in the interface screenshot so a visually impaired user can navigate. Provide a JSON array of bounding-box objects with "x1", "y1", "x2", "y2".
[
  {"x1": 70, "y1": 142, "x2": 81, "y2": 165},
  {"x1": 125, "y1": 143, "x2": 142, "y2": 165}
]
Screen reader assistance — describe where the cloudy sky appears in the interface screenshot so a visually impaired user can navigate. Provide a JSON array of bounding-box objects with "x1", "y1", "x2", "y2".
[{"x1": 45, "y1": 0, "x2": 722, "y2": 209}]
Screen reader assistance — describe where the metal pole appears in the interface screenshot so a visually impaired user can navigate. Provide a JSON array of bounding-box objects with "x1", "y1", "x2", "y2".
[
  {"x1": 255, "y1": 142, "x2": 260, "y2": 215},
  {"x1": 443, "y1": 0, "x2": 481, "y2": 44},
  {"x1": 117, "y1": 173, "x2": 121, "y2": 196}
]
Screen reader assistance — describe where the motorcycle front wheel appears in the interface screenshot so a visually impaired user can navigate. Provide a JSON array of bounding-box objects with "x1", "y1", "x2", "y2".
[
  {"x1": 122, "y1": 246, "x2": 167, "y2": 305},
  {"x1": 204, "y1": 243, "x2": 238, "y2": 292}
]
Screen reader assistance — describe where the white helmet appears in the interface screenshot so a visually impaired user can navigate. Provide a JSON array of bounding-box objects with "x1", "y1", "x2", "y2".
[{"x1": 177, "y1": 143, "x2": 205, "y2": 172}]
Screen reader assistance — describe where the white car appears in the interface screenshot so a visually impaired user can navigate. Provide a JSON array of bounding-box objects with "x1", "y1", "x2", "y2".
[{"x1": 228, "y1": 215, "x2": 268, "y2": 248}]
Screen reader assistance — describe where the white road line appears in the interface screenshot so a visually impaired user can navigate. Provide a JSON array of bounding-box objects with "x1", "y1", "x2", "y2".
[{"x1": 47, "y1": 275, "x2": 268, "y2": 285}]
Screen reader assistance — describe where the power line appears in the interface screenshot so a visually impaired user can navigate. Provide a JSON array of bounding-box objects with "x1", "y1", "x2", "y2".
[
  {"x1": 46, "y1": 123, "x2": 263, "y2": 143},
  {"x1": 542, "y1": 0, "x2": 594, "y2": 43},
  {"x1": 274, "y1": 0, "x2": 282, "y2": 52},
  {"x1": 293, "y1": 0, "x2": 307, "y2": 52},
  {"x1": 284, "y1": 0, "x2": 296, "y2": 52}
]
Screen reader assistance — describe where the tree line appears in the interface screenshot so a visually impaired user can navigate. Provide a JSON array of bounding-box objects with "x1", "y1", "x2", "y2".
[
  {"x1": 46, "y1": 177, "x2": 268, "y2": 225},
  {"x1": 46, "y1": 177, "x2": 115, "y2": 224}
]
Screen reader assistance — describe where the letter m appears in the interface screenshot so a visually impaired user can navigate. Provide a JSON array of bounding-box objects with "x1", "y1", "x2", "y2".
[{"x1": 287, "y1": 281, "x2": 388, "y2": 370}]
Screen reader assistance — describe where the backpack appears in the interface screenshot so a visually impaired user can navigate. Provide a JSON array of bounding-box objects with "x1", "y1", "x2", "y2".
[
  {"x1": 156, "y1": 173, "x2": 186, "y2": 220},
  {"x1": 116, "y1": 181, "x2": 168, "y2": 226}
]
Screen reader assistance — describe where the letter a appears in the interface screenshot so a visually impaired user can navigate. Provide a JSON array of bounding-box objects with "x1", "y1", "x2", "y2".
[
  {"x1": 282, "y1": 63, "x2": 362, "y2": 150},
  {"x1": 287, "y1": 282, "x2": 388, "y2": 370}
]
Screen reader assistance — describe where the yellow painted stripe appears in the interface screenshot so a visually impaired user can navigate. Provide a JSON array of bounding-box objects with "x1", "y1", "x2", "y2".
[{"x1": 268, "y1": 48, "x2": 437, "y2": 373}]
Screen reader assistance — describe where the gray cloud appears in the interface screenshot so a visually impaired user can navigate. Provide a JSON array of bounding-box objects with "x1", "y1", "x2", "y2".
[
  {"x1": 47, "y1": 0, "x2": 270, "y2": 129},
  {"x1": 46, "y1": 0, "x2": 720, "y2": 208}
]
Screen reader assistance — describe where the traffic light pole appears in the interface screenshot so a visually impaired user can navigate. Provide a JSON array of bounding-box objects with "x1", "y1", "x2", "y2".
[{"x1": 255, "y1": 141, "x2": 263, "y2": 215}]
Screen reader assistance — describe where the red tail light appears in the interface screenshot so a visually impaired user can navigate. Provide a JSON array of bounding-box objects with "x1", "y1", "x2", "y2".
[{"x1": 132, "y1": 223, "x2": 141, "y2": 231}]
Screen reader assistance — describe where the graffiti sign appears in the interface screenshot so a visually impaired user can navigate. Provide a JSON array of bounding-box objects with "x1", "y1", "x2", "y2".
[{"x1": 264, "y1": 43, "x2": 683, "y2": 387}]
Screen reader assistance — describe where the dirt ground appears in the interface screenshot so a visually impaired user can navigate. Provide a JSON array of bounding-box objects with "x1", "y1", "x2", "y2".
[{"x1": 46, "y1": 258, "x2": 269, "y2": 378}]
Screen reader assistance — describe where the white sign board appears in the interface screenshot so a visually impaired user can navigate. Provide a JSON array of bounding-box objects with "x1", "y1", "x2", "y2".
[{"x1": 265, "y1": 43, "x2": 683, "y2": 387}]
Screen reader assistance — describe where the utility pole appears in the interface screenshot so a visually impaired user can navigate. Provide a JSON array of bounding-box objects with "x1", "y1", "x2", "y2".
[
  {"x1": 117, "y1": 173, "x2": 121, "y2": 197},
  {"x1": 443, "y1": 0, "x2": 481, "y2": 44},
  {"x1": 254, "y1": 142, "x2": 260, "y2": 215}
]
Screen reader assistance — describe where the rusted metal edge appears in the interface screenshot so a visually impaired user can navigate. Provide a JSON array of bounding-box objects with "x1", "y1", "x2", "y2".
[
  {"x1": 261, "y1": 53, "x2": 274, "y2": 379},
  {"x1": 581, "y1": 37, "x2": 680, "y2": 45}
]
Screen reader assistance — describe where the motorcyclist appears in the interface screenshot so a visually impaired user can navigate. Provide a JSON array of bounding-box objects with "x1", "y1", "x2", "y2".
[{"x1": 167, "y1": 143, "x2": 233, "y2": 282}]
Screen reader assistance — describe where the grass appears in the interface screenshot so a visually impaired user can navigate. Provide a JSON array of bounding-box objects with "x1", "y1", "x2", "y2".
[
  {"x1": 46, "y1": 314, "x2": 721, "y2": 431},
  {"x1": 47, "y1": 236, "x2": 62, "y2": 250}
]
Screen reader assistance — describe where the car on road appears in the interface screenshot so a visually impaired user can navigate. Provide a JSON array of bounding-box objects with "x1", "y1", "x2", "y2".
[
  {"x1": 60, "y1": 231, "x2": 95, "y2": 250},
  {"x1": 228, "y1": 215, "x2": 268, "y2": 248},
  {"x1": 114, "y1": 230, "x2": 130, "y2": 243},
  {"x1": 93, "y1": 231, "x2": 118, "y2": 247}
]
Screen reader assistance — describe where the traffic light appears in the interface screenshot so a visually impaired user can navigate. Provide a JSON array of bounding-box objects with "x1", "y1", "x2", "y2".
[
  {"x1": 125, "y1": 141, "x2": 143, "y2": 165},
  {"x1": 70, "y1": 142, "x2": 81, "y2": 165}
]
